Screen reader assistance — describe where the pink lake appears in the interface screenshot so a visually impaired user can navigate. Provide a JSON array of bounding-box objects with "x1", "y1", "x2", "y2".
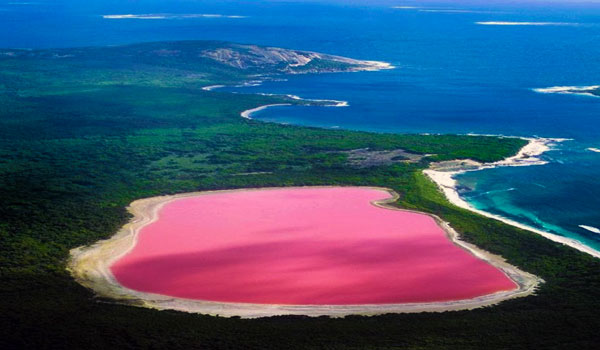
[{"x1": 111, "y1": 187, "x2": 517, "y2": 305}]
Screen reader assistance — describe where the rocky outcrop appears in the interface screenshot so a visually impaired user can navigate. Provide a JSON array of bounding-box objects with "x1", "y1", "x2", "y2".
[{"x1": 199, "y1": 44, "x2": 392, "y2": 73}]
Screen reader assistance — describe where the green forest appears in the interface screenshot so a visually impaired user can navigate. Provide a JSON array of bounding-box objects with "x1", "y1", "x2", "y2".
[{"x1": 1, "y1": 41, "x2": 599, "y2": 349}]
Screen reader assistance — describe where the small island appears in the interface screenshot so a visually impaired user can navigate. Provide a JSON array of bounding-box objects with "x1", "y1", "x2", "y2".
[{"x1": 534, "y1": 85, "x2": 600, "y2": 97}]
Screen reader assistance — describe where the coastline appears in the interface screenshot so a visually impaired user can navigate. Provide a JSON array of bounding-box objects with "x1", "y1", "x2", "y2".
[
  {"x1": 204, "y1": 56, "x2": 385, "y2": 120},
  {"x1": 239, "y1": 97, "x2": 348, "y2": 119},
  {"x1": 68, "y1": 186, "x2": 540, "y2": 319},
  {"x1": 424, "y1": 137, "x2": 600, "y2": 259},
  {"x1": 345, "y1": 60, "x2": 394, "y2": 72},
  {"x1": 240, "y1": 103, "x2": 292, "y2": 119}
]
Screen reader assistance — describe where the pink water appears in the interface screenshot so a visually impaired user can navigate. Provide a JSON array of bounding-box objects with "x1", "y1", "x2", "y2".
[{"x1": 111, "y1": 187, "x2": 517, "y2": 305}]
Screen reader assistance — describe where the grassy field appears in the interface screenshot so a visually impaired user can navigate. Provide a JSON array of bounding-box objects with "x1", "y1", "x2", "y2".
[{"x1": 1, "y1": 41, "x2": 599, "y2": 349}]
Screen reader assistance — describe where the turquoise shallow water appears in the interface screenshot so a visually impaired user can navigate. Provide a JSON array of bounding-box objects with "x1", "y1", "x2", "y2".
[
  {"x1": 455, "y1": 143, "x2": 600, "y2": 252},
  {"x1": 2, "y1": 0, "x2": 600, "y2": 253}
]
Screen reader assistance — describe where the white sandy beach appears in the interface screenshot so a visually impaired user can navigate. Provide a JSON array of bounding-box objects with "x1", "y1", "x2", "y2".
[
  {"x1": 68, "y1": 186, "x2": 540, "y2": 319},
  {"x1": 239, "y1": 98, "x2": 348, "y2": 120},
  {"x1": 424, "y1": 138, "x2": 600, "y2": 259},
  {"x1": 240, "y1": 103, "x2": 292, "y2": 119}
]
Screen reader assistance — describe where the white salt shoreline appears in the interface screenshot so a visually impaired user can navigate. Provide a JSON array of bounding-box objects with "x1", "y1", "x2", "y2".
[
  {"x1": 68, "y1": 187, "x2": 540, "y2": 319},
  {"x1": 424, "y1": 137, "x2": 600, "y2": 259}
]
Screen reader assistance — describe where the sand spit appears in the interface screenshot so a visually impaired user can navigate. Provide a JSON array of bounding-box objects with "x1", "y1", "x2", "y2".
[
  {"x1": 239, "y1": 97, "x2": 347, "y2": 119},
  {"x1": 240, "y1": 104, "x2": 292, "y2": 119},
  {"x1": 579, "y1": 225, "x2": 600, "y2": 234},
  {"x1": 424, "y1": 138, "x2": 600, "y2": 259},
  {"x1": 69, "y1": 186, "x2": 540, "y2": 319},
  {"x1": 533, "y1": 85, "x2": 600, "y2": 97}
]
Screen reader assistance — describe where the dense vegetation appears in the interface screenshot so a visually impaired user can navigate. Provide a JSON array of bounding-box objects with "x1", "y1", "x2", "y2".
[{"x1": 1, "y1": 41, "x2": 599, "y2": 349}]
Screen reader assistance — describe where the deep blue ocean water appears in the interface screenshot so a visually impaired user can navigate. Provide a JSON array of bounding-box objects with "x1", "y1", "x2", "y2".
[{"x1": 2, "y1": 0, "x2": 599, "y2": 252}]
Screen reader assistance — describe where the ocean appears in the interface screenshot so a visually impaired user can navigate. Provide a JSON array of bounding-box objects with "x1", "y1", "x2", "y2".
[{"x1": 2, "y1": 0, "x2": 599, "y2": 252}]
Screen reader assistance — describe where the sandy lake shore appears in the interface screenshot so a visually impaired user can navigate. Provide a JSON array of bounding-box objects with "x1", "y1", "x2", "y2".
[{"x1": 68, "y1": 186, "x2": 540, "y2": 319}]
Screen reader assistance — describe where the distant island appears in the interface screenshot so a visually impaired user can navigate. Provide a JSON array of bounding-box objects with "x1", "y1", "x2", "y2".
[{"x1": 534, "y1": 85, "x2": 600, "y2": 97}]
